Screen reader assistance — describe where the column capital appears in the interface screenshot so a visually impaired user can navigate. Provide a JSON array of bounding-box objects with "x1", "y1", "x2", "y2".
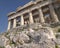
[{"x1": 28, "y1": 9, "x2": 31, "y2": 12}]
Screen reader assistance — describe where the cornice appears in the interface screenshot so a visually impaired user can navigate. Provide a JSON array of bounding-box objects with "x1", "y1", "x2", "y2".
[{"x1": 7, "y1": 12, "x2": 16, "y2": 16}]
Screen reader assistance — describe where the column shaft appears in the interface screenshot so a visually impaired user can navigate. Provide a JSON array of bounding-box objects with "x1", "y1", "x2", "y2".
[
  {"x1": 29, "y1": 12, "x2": 34, "y2": 24},
  {"x1": 21, "y1": 15, "x2": 24, "y2": 25},
  {"x1": 49, "y1": 4, "x2": 59, "y2": 22},
  {"x1": 13, "y1": 18, "x2": 16, "y2": 28},
  {"x1": 7, "y1": 21, "x2": 11, "y2": 30},
  {"x1": 39, "y1": 8, "x2": 45, "y2": 23}
]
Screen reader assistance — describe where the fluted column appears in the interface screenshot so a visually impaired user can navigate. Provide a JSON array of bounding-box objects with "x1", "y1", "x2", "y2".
[
  {"x1": 38, "y1": 8, "x2": 45, "y2": 23},
  {"x1": 13, "y1": 18, "x2": 16, "y2": 28},
  {"x1": 7, "y1": 20, "x2": 11, "y2": 30},
  {"x1": 29, "y1": 12, "x2": 34, "y2": 24},
  {"x1": 21, "y1": 15, "x2": 24, "y2": 25},
  {"x1": 49, "y1": 4, "x2": 59, "y2": 22}
]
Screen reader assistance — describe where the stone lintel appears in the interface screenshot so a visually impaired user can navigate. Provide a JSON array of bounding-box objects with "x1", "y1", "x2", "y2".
[{"x1": 16, "y1": 0, "x2": 44, "y2": 12}]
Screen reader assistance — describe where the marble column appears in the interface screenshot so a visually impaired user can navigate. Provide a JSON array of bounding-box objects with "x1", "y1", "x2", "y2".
[
  {"x1": 29, "y1": 12, "x2": 34, "y2": 24},
  {"x1": 13, "y1": 18, "x2": 16, "y2": 28},
  {"x1": 21, "y1": 15, "x2": 24, "y2": 25},
  {"x1": 38, "y1": 8, "x2": 45, "y2": 23},
  {"x1": 7, "y1": 20, "x2": 11, "y2": 30},
  {"x1": 49, "y1": 4, "x2": 59, "y2": 22}
]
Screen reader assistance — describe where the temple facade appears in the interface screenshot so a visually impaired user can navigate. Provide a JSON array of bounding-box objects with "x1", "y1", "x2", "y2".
[{"x1": 7, "y1": 0, "x2": 60, "y2": 30}]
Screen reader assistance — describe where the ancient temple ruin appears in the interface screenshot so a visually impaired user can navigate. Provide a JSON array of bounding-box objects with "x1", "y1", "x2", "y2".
[{"x1": 7, "y1": 0, "x2": 60, "y2": 30}]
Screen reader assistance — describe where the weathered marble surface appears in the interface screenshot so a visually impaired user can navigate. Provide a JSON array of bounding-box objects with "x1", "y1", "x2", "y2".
[{"x1": 0, "y1": 27, "x2": 56, "y2": 48}]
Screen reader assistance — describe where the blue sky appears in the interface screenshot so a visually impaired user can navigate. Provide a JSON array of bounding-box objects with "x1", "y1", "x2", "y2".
[{"x1": 0, "y1": 0, "x2": 30, "y2": 33}]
